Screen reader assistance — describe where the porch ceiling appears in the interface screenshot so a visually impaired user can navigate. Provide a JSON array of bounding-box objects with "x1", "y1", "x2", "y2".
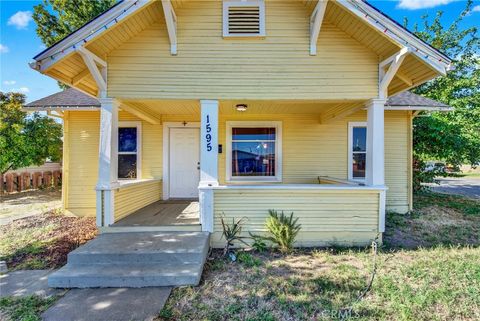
[{"x1": 118, "y1": 99, "x2": 365, "y2": 118}]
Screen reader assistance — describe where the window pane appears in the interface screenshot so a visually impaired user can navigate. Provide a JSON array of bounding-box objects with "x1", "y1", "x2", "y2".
[
  {"x1": 352, "y1": 127, "x2": 367, "y2": 152},
  {"x1": 119, "y1": 127, "x2": 137, "y2": 152},
  {"x1": 353, "y1": 153, "x2": 366, "y2": 178},
  {"x1": 232, "y1": 141, "x2": 275, "y2": 176},
  {"x1": 232, "y1": 127, "x2": 276, "y2": 141},
  {"x1": 118, "y1": 154, "x2": 137, "y2": 179}
]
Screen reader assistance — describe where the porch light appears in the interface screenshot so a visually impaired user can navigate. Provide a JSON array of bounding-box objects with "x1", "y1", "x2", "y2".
[{"x1": 235, "y1": 104, "x2": 248, "y2": 112}]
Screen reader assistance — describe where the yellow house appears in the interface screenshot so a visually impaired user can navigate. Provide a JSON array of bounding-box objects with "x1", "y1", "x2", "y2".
[{"x1": 28, "y1": 0, "x2": 453, "y2": 248}]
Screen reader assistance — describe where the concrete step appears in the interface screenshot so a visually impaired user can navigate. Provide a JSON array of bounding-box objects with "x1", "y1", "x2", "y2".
[
  {"x1": 48, "y1": 231, "x2": 210, "y2": 288},
  {"x1": 48, "y1": 262, "x2": 203, "y2": 288},
  {"x1": 67, "y1": 232, "x2": 209, "y2": 265}
]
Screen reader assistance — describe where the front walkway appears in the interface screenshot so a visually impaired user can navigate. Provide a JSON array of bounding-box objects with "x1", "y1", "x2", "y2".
[{"x1": 113, "y1": 199, "x2": 200, "y2": 226}]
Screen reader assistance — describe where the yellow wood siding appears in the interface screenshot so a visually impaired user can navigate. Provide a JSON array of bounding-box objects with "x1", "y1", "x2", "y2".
[
  {"x1": 114, "y1": 180, "x2": 162, "y2": 221},
  {"x1": 108, "y1": 1, "x2": 379, "y2": 100},
  {"x1": 63, "y1": 108, "x2": 410, "y2": 218},
  {"x1": 212, "y1": 188, "x2": 380, "y2": 247},
  {"x1": 65, "y1": 111, "x2": 99, "y2": 217}
]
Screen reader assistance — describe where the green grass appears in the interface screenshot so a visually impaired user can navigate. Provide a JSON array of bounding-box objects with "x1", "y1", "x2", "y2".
[
  {"x1": 414, "y1": 191, "x2": 480, "y2": 216},
  {"x1": 0, "y1": 295, "x2": 57, "y2": 321},
  {"x1": 158, "y1": 192, "x2": 480, "y2": 321}
]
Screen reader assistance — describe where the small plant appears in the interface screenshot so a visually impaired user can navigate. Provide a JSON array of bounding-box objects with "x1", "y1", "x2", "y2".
[
  {"x1": 249, "y1": 232, "x2": 268, "y2": 252},
  {"x1": 220, "y1": 213, "x2": 249, "y2": 256},
  {"x1": 263, "y1": 210, "x2": 301, "y2": 253},
  {"x1": 237, "y1": 251, "x2": 262, "y2": 267}
]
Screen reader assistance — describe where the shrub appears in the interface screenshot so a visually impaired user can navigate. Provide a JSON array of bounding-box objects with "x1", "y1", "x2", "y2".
[
  {"x1": 262, "y1": 210, "x2": 301, "y2": 253},
  {"x1": 220, "y1": 214, "x2": 249, "y2": 255},
  {"x1": 249, "y1": 233, "x2": 268, "y2": 252}
]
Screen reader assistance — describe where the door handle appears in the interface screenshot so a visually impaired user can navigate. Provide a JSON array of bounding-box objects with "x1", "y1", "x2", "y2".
[{"x1": 197, "y1": 162, "x2": 200, "y2": 170}]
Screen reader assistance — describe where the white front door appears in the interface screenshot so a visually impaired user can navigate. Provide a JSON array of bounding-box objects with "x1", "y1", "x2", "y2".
[{"x1": 169, "y1": 127, "x2": 200, "y2": 198}]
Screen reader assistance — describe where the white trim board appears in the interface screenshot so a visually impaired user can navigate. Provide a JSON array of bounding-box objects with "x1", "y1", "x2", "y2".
[
  {"x1": 162, "y1": 122, "x2": 201, "y2": 200},
  {"x1": 226, "y1": 121, "x2": 282, "y2": 183}
]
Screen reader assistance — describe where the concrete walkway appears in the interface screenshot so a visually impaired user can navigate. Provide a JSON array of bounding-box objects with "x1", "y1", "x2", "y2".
[
  {"x1": 42, "y1": 287, "x2": 171, "y2": 321},
  {"x1": 1, "y1": 270, "x2": 172, "y2": 321},
  {"x1": 0, "y1": 270, "x2": 64, "y2": 297}
]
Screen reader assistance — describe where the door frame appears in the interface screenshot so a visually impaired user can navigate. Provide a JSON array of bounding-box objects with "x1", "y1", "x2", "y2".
[{"x1": 162, "y1": 122, "x2": 201, "y2": 200}]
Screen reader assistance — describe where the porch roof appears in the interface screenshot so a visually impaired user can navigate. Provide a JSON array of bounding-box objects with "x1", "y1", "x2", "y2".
[{"x1": 23, "y1": 89, "x2": 452, "y2": 112}]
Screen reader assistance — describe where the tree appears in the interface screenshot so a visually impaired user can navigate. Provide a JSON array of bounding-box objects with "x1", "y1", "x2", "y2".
[
  {"x1": 0, "y1": 92, "x2": 62, "y2": 175},
  {"x1": 33, "y1": 0, "x2": 117, "y2": 47},
  {"x1": 404, "y1": 1, "x2": 480, "y2": 171}
]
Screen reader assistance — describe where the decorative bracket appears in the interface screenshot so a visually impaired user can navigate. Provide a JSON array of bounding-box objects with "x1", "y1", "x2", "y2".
[
  {"x1": 379, "y1": 47, "x2": 410, "y2": 99},
  {"x1": 76, "y1": 46, "x2": 107, "y2": 97},
  {"x1": 310, "y1": 0, "x2": 328, "y2": 56},
  {"x1": 161, "y1": 0, "x2": 177, "y2": 55}
]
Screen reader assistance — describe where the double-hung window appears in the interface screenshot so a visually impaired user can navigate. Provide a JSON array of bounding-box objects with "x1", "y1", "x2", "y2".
[
  {"x1": 348, "y1": 122, "x2": 367, "y2": 181},
  {"x1": 118, "y1": 122, "x2": 141, "y2": 180},
  {"x1": 226, "y1": 121, "x2": 282, "y2": 182}
]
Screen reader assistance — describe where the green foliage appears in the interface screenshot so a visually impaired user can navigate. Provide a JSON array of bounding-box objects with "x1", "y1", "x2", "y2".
[
  {"x1": 262, "y1": 210, "x2": 301, "y2": 253},
  {"x1": 0, "y1": 295, "x2": 57, "y2": 321},
  {"x1": 412, "y1": 159, "x2": 442, "y2": 192},
  {"x1": 0, "y1": 92, "x2": 62, "y2": 174},
  {"x1": 404, "y1": 1, "x2": 480, "y2": 169},
  {"x1": 220, "y1": 214, "x2": 249, "y2": 255},
  {"x1": 237, "y1": 251, "x2": 262, "y2": 268},
  {"x1": 249, "y1": 232, "x2": 268, "y2": 252},
  {"x1": 33, "y1": 0, "x2": 117, "y2": 47}
]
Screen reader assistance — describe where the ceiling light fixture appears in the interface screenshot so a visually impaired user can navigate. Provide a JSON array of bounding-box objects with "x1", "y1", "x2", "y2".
[{"x1": 235, "y1": 104, "x2": 248, "y2": 112}]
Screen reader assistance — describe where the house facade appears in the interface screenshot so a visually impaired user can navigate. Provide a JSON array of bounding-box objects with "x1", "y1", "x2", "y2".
[{"x1": 28, "y1": 0, "x2": 452, "y2": 247}]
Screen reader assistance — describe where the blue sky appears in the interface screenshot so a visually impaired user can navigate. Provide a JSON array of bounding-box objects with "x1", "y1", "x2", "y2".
[{"x1": 1, "y1": 0, "x2": 479, "y2": 103}]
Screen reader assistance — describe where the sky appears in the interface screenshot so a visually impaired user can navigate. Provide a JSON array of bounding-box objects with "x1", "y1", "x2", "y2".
[{"x1": 0, "y1": 0, "x2": 479, "y2": 103}]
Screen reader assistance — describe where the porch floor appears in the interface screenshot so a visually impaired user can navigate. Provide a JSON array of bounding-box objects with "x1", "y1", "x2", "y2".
[{"x1": 113, "y1": 199, "x2": 200, "y2": 226}]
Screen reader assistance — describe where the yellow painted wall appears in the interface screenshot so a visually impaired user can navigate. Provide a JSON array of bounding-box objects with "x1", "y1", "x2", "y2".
[
  {"x1": 107, "y1": 1, "x2": 378, "y2": 100},
  {"x1": 212, "y1": 188, "x2": 380, "y2": 247},
  {"x1": 114, "y1": 180, "x2": 162, "y2": 221},
  {"x1": 64, "y1": 108, "x2": 410, "y2": 218}
]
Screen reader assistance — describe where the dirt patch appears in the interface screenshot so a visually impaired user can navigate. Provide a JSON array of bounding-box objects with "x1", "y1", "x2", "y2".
[
  {"x1": 0, "y1": 210, "x2": 97, "y2": 270},
  {"x1": 0, "y1": 189, "x2": 62, "y2": 225}
]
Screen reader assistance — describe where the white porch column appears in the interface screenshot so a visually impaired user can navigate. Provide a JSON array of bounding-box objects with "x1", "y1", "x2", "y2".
[
  {"x1": 199, "y1": 100, "x2": 219, "y2": 233},
  {"x1": 199, "y1": 100, "x2": 219, "y2": 186},
  {"x1": 96, "y1": 98, "x2": 119, "y2": 227},
  {"x1": 366, "y1": 98, "x2": 386, "y2": 187}
]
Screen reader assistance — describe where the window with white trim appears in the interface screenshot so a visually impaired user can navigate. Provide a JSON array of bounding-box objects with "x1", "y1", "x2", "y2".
[
  {"x1": 227, "y1": 121, "x2": 282, "y2": 182},
  {"x1": 348, "y1": 122, "x2": 367, "y2": 181},
  {"x1": 223, "y1": 0, "x2": 266, "y2": 37},
  {"x1": 118, "y1": 122, "x2": 141, "y2": 179}
]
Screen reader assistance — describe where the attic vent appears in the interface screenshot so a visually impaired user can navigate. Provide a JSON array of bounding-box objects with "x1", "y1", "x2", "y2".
[{"x1": 223, "y1": 1, "x2": 265, "y2": 37}]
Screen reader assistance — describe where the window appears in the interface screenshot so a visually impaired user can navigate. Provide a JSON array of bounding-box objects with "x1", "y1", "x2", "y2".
[
  {"x1": 348, "y1": 122, "x2": 367, "y2": 181},
  {"x1": 227, "y1": 121, "x2": 282, "y2": 182},
  {"x1": 223, "y1": 0, "x2": 266, "y2": 37},
  {"x1": 118, "y1": 122, "x2": 141, "y2": 180}
]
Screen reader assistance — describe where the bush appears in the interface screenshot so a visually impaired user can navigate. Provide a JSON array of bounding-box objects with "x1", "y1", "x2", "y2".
[
  {"x1": 262, "y1": 210, "x2": 301, "y2": 253},
  {"x1": 220, "y1": 214, "x2": 249, "y2": 255}
]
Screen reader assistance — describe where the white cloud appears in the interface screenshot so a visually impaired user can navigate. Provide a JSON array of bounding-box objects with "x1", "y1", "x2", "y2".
[
  {"x1": 3, "y1": 80, "x2": 16, "y2": 85},
  {"x1": 397, "y1": 0, "x2": 455, "y2": 10},
  {"x1": 0, "y1": 44, "x2": 9, "y2": 53},
  {"x1": 11, "y1": 87, "x2": 30, "y2": 93},
  {"x1": 473, "y1": 5, "x2": 480, "y2": 12},
  {"x1": 7, "y1": 11, "x2": 32, "y2": 29}
]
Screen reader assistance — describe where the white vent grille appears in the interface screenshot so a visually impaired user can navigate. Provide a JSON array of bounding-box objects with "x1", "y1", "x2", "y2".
[{"x1": 223, "y1": 1, "x2": 265, "y2": 37}]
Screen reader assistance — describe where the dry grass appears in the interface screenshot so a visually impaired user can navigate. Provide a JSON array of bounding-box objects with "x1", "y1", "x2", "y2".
[
  {"x1": 0, "y1": 210, "x2": 98, "y2": 270},
  {"x1": 158, "y1": 192, "x2": 480, "y2": 321}
]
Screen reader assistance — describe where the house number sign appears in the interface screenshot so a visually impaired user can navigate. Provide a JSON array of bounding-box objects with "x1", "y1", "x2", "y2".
[{"x1": 205, "y1": 115, "x2": 212, "y2": 152}]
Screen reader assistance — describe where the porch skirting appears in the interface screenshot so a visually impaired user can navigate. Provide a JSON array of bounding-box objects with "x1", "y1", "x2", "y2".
[{"x1": 206, "y1": 185, "x2": 387, "y2": 248}]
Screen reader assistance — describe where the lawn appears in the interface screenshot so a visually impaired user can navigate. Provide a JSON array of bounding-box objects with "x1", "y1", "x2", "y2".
[
  {"x1": 0, "y1": 209, "x2": 97, "y2": 270},
  {"x1": 157, "y1": 192, "x2": 480, "y2": 321}
]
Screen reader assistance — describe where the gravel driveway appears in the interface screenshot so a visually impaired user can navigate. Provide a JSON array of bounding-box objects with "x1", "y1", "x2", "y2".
[{"x1": 426, "y1": 177, "x2": 480, "y2": 199}]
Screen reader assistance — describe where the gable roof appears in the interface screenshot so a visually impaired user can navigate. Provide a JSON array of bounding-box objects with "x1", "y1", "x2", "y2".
[
  {"x1": 24, "y1": 88, "x2": 100, "y2": 110},
  {"x1": 24, "y1": 88, "x2": 452, "y2": 112}
]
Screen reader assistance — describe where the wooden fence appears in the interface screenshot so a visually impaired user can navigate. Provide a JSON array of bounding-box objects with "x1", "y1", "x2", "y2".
[{"x1": 1, "y1": 170, "x2": 62, "y2": 194}]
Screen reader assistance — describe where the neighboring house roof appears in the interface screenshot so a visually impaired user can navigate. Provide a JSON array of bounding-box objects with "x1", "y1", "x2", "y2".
[
  {"x1": 24, "y1": 88, "x2": 452, "y2": 112},
  {"x1": 385, "y1": 91, "x2": 452, "y2": 111},
  {"x1": 24, "y1": 88, "x2": 100, "y2": 110}
]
